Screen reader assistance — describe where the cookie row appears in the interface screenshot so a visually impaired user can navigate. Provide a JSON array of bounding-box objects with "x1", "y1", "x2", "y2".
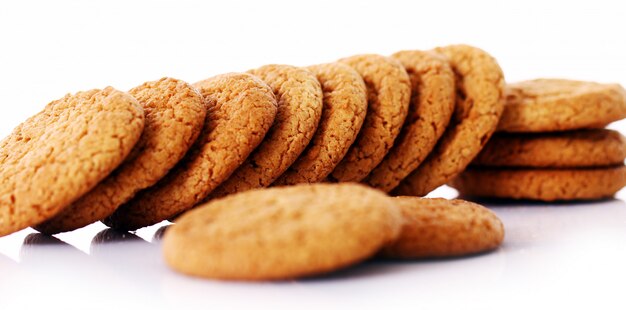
[
  {"x1": 0, "y1": 44, "x2": 498, "y2": 236},
  {"x1": 109, "y1": 45, "x2": 502, "y2": 229},
  {"x1": 2, "y1": 44, "x2": 625, "y2": 237},
  {"x1": 451, "y1": 79, "x2": 626, "y2": 201},
  {"x1": 163, "y1": 183, "x2": 504, "y2": 281}
]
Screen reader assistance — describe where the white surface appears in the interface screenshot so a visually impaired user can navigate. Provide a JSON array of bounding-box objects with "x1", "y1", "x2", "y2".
[
  {"x1": 1, "y1": 187, "x2": 626, "y2": 310},
  {"x1": 1, "y1": 0, "x2": 626, "y2": 309}
]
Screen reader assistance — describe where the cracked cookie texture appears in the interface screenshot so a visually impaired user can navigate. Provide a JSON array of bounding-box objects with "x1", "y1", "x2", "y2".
[
  {"x1": 273, "y1": 63, "x2": 367, "y2": 185},
  {"x1": 329, "y1": 54, "x2": 411, "y2": 182},
  {"x1": 208, "y1": 65, "x2": 323, "y2": 197},
  {"x1": 363, "y1": 50, "x2": 455, "y2": 192},
  {"x1": 35, "y1": 78, "x2": 206, "y2": 234},
  {"x1": 393, "y1": 45, "x2": 505, "y2": 196},
  {"x1": 103, "y1": 73, "x2": 277, "y2": 230},
  {"x1": 0, "y1": 87, "x2": 144, "y2": 237}
]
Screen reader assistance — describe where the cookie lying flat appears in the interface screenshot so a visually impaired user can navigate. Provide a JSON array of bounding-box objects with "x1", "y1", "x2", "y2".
[
  {"x1": 329, "y1": 54, "x2": 411, "y2": 182},
  {"x1": 497, "y1": 79, "x2": 626, "y2": 132},
  {"x1": 35, "y1": 78, "x2": 206, "y2": 234},
  {"x1": 208, "y1": 65, "x2": 323, "y2": 198},
  {"x1": 381, "y1": 197, "x2": 504, "y2": 259},
  {"x1": 273, "y1": 63, "x2": 367, "y2": 185},
  {"x1": 472, "y1": 129, "x2": 626, "y2": 168},
  {"x1": 0, "y1": 87, "x2": 144, "y2": 237},
  {"x1": 103, "y1": 73, "x2": 277, "y2": 230},
  {"x1": 393, "y1": 45, "x2": 505, "y2": 196},
  {"x1": 450, "y1": 166, "x2": 626, "y2": 201},
  {"x1": 163, "y1": 183, "x2": 403, "y2": 281},
  {"x1": 363, "y1": 50, "x2": 455, "y2": 192}
]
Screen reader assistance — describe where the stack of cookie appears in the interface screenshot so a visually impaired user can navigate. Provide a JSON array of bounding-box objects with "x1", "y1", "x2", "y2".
[{"x1": 451, "y1": 79, "x2": 626, "y2": 201}]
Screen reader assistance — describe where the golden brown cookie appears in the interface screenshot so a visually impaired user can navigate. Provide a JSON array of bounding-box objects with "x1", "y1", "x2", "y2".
[
  {"x1": 35, "y1": 78, "x2": 206, "y2": 234},
  {"x1": 208, "y1": 65, "x2": 323, "y2": 198},
  {"x1": 0, "y1": 87, "x2": 144, "y2": 237},
  {"x1": 450, "y1": 166, "x2": 626, "y2": 201},
  {"x1": 363, "y1": 50, "x2": 456, "y2": 192},
  {"x1": 103, "y1": 73, "x2": 277, "y2": 230},
  {"x1": 471, "y1": 129, "x2": 626, "y2": 168},
  {"x1": 393, "y1": 45, "x2": 505, "y2": 196},
  {"x1": 328, "y1": 54, "x2": 411, "y2": 182},
  {"x1": 163, "y1": 183, "x2": 403, "y2": 281},
  {"x1": 272, "y1": 63, "x2": 367, "y2": 185},
  {"x1": 497, "y1": 79, "x2": 626, "y2": 132},
  {"x1": 381, "y1": 197, "x2": 504, "y2": 259}
]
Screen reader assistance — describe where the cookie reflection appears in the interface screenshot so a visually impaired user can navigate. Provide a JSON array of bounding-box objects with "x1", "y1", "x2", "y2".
[
  {"x1": 91, "y1": 228, "x2": 145, "y2": 244},
  {"x1": 20, "y1": 233, "x2": 85, "y2": 261},
  {"x1": 90, "y1": 229, "x2": 154, "y2": 261},
  {"x1": 89, "y1": 228, "x2": 162, "y2": 294},
  {"x1": 152, "y1": 225, "x2": 171, "y2": 242},
  {"x1": 19, "y1": 233, "x2": 93, "y2": 280}
]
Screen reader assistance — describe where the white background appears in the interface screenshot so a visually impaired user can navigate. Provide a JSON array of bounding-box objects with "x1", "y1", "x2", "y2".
[{"x1": 1, "y1": 0, "x2": 626, "y2": 309}]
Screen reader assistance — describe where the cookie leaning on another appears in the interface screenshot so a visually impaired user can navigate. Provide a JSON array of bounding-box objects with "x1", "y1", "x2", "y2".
[
  {"x1": 104, "y1": 73, "x2": 278, "y2": 231},
  {"x1": 393, "y1": 44, "x2": 505, "y2": 196},
  {"x1": 273, "y1": 63, "x2": 368, "y2": 185},
  {"x1": 208, "y1": 65, "x2": 323, "y2": 198},
  {"x1": 0, "y1": 87, "x2": 145, "y2": 237},
  {"x1": 35, "y1": 78, "x2": 207, "y2": 234},
  {"x1": 362, "y1": 50, "x2": 455, "y2": 192},
  {"x1": 329, "y1": 54, "x2": 411, "y2": 182}
]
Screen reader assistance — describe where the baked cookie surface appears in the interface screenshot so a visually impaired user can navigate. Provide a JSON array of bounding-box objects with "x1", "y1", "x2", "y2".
[
  {"x1": 381, "y1": 197, "x2": 504, "y2": 259},
  {"x1": 273, "y1": 63, "x2": 367, "y2": 185},
  {"x1": 209, "y1": 65, "x2": 323, "y2": 197},
  {"x1": 36, "y1": 78, "x2": 206, "y2": 234},
  {"x1": 471, "y1": 129, "x2": 626, "y2": 168},
  {"x1": 163, "y1": 183, "x2": 403, "y2": 281},
  {"x1": 450, "y1": 166, "x2": 626, "y2": 201},
  {"x1": 103, "y1": 73, "x2": 277, "y2": 230},
  {"x1": 363, "y1": 50, "x2": 455, "y2": 192},
  {"x1": 497, "y1": 79, "x2": 626, "y2": 132},
  {"x1": 0, "y1": 87, "x2": 144, "y2": 237},
  {"x1": 393, "y1": 45, "x2": 505, "y2": 196},
  {"x1": 329, "y1": 54, "x2": 411, "y2": 182}
]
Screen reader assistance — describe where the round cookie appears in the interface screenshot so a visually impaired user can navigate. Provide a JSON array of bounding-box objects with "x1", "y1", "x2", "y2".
[
  {"x1": 0, "y1": 87, "x2": 144, "y2": 237},
  {"x1": 472, "y1": 129, "x2": 626, "y2": 168},
  {"x1": 381, "y1": 197, "x2": 504, "y2": 259},
  {"x1": 393, "y1": 45, "x2": 505, "y2": 196},
  {"x1": 497, "y1": 79, "x2": 626, "y2": 132},
  {"x1": 208, "y1": 65, "x2": 323, "y2": 198},
  {"x1": 363, "y1": 50, "x2": 456, "y2": 192},
  {"x1": 328, "y1": 54, "x2": 411, "y2": 182},
  {"x1": 103, "y1": 73, "x2": 277, "y2": 231},
  {"x1": 273, "y1": 63, "x2": 367, "y2": 185},
  {"x1": 450, "y1": 166, "x2": 626, "y2": 201},
  {"x1": 163, "y1": 183, "x2": 403, "y2": 281},
  {"x1": 35, "y1": 78, "x2": 206, "y2": 234}
]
